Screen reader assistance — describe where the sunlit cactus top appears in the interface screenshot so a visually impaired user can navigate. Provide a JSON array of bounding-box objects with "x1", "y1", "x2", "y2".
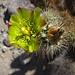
[{"x1": 8, "y1": 7, "x2": 46, "y2": 53}]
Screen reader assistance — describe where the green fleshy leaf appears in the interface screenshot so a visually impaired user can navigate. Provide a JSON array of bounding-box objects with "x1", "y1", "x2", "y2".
[
  {"x1": 8, "y1": 26, "x2": 23, "y2": 44},
  {"x1": 29, "y1": 36, "x2": 40, "y2": 52},
  {"x1": 34, "y1": 7, "x2": 41, "y2": 19},
  {"x1": 13, "y1": 43, "x2": 20, "y2": 48},
  {"x1": 31, "y1": 41, "x2": 39, "y2": 52},
  {"x1": 8, "y1": 40, "x2": 20, "y2": 48},
  {"x1": 17, "y1": 38, "x2": 29, "y2": 51},
  {"x1": 17, "y1": 7, "x2": 30, "y2": 19},
  {"x1": 8, "y1": 35, "x2": 16, "y2": 43},
  {"x1": 8, "y1": 27, "x2": 16, "y2": 41},
  {"x1": 37, "y1": 25, "x2": 42, "y2": 32},
  {"x1": 29, "y1": 45, "x2": 33, "y2": 52},
  {"x1": 9, "y1": 26, "x2": 23, "y2": 36},
  {"x1": 33, "y1": 7, "x2": 42, "y2": 25},
  {"x1": 34, "y1": 42, "x2": 39, "y2": 51},
  {"x1": 23, "y1": 46, "x2": 29, "y2": 51},
  {"x1": 30, "y1": 11, "x2": 34, "y2": 23},
  {"x1": 33, "y1": 38, "x2": 40, "y2": 51},
  {"x1": 10, "y1": 14, "x2": 21, "y2": 25}
]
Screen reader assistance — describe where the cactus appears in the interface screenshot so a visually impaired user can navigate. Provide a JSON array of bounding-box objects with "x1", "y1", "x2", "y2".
[
  {"x1": 37, "y1": 8, "x2": 75, "y2": 58},
  {"x1": 8, "y1": 7, "x2": 75, "y2": 59}
]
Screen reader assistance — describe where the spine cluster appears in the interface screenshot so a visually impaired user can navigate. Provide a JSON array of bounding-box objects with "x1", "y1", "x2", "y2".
[{"x1": 37, "y1": 8, "x2": 75, "y2": 59}]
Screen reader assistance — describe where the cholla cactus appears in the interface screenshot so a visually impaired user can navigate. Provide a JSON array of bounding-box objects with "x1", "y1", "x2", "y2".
[
  {"x1": 8, "y1": 7, "x2": 46, "y2": 53},
  {"x1": 8, "y1": 7, "x2": 74, "y2": 59},
  {"x1": 37, "y1": 8, "x2": 75, "y2": 58}
]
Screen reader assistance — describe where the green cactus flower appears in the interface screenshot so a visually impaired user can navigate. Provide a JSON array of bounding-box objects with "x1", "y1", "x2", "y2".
[{"x1": 8, "y1": 7, "x2": 46, "y2": 53}]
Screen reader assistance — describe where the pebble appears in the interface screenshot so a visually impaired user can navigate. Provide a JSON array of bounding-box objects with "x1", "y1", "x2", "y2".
[
  {"x1": 17, "y1": 48, "x2": 21, "y2": 50},
  {"x1": 10, "y1": 46, "x2": 15, "y2": 50},
  {"x1": 6, "y1": 20, "x2": 9, "y2": 24},
  {"x1": 1, "y1": 28, "x2": 4, "y2": 33},
  {"x1": 2, "y1": 48, "x2": 6, "y2": 53},
  {"x1": 3, "y1": 38, "x2": 12, "y2": 47},
  {"x1": 12, "y1": 54, "x2": 18, "y2": 59},
  {"x1": 1, "y1": 33, "x2": 4, "y2": 37},
  {"x1": 0, "y1": 54, "x2": 4, "y2": 59},
  {"x1": 2, "y1": 25, "x2": 8, "y2": 32},
  {"x1": 12, "y1": 50, "x2": 19, "y2": 59},
  {"x1": 19, "y1": 50, "x2": 22, "y2": 53},
  {"x1": 13, "y1": 50, "x2": 17, "y2": 54},
  {"x1": 1, "y1": 46, "x2": 8, "y2": 53}
]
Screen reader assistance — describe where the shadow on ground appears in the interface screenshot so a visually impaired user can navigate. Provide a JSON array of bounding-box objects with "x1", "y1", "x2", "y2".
[{"x1": 10, "y1": 54, "x2": 49, "y2": 75}]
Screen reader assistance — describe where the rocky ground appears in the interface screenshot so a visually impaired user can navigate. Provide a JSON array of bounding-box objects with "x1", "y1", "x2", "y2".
[
  {"x1": 0, "y1": 0, "x2": 34, "y2": 75},
  {"x1": 0, "y1": 0, "x2": 75, "y2": 75},
  {"x1": 0, "y1": 0, "x2": 47, "y2": 75}
]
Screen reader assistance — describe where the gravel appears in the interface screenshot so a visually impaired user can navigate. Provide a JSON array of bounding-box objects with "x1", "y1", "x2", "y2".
[{"x1": 0, "y1": 0, "x2": 33, "y2": 74}]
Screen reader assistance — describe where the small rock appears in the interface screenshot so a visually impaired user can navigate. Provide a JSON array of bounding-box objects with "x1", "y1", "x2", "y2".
[
  {"x1": 13, "y1": 50, "x2": 16, "y2": 54},
  {"x1": 1, "y1": 28, "x2": 4, "y2": 33},
  {"x1": 2, "y1": 48, "x2": 6, "y2": 53},
  {"x1": 19, "y1": 53, "x2": 31, "y2": 65},
  {"x1": 12, "y1": 54, "x2": 18, "y2": 59},
  {"x1": 19, "y1": 50, "x2": 22, "y2": 53},
  {"x1": 0, "y1": 54, "x2": 4, "y2": 59},
  {"x1": 12, "y1": 50, "x2": 19, "y2": 59},
  {"x1": 11, "y1": 58, "x2": 14, "y2": 61},
  {"x1": 3, "y1": 33, "x2": 8, "y2": 38},
  {"x1": 6, "y1": 20, "x2": 9, "y2": 24},
  {"x1": 3, "y1": 38, "x2": 12, "y2": 47},
  {"x1": 1, "y1": 33, "x2": 4, "y2": 37},
  {"x1": 17, "y1": 48, "x2": 21, "y2": 50},
  {"x1": 2, "y1": 25, "x2": 8, "y2": 32},
  {"x1": 10, "y1": 46, "x2": 15, "y2": 50}
]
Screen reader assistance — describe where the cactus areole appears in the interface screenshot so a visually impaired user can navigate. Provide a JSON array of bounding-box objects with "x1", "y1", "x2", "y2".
[{"x1": 8, "y1": 7, "x2": 46, "y2": 53}]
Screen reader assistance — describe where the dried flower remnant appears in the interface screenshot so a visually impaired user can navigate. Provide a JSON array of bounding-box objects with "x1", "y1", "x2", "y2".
[{"x1": 47, "y1": 26, "x2": 64, "y2": 44}]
